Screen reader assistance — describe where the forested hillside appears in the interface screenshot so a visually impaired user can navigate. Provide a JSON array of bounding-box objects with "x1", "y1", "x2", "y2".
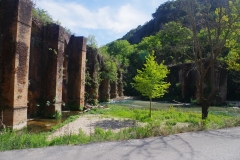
[
  {"x1": 100, "y1": 0, "x2": 240, "y2": 114},
  {"x1": 121, "y1": 0, "x2": 221, "y2": 44}
]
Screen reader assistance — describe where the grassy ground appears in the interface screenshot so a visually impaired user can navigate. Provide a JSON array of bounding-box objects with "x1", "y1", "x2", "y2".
[{"x1": 1, "y1": 103, "x2": 240, "y2": 151}]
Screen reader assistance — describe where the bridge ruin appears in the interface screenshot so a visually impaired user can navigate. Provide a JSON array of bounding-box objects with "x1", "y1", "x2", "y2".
[{"x1": 0, "y1": 0, "x2": 87, "y2": 129}]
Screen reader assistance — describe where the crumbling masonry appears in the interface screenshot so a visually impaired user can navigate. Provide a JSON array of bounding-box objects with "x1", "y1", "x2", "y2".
[{"x1": 0, "y1": 0, "x2": 87, "y2": 129}]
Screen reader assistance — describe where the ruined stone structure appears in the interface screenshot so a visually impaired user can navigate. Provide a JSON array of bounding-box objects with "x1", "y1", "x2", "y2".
[
  {"x1": 85, "y1": 46, "x2": 123, "y2": 104},
  {"x1": 0, "y1": 0, "x2": 87, "y2": 129},
  {"x1": 110, "y1": 81, "x2": 118, "y2": 99},
  {"x1": 0, "y1": 0, "x2": 33, "y2": 130},
  {"x1": 85, "y1": 46, "x2": 101, "y2": 105},
  {"x1": 117, "y1": 70, "x2": 124, "y2": 97},
  {"x1": 166, "y1": 63, "x2": 228, "y2": 105},
  {"x1": 67, "y1": 36, "x2": 86, "y2": 110}
]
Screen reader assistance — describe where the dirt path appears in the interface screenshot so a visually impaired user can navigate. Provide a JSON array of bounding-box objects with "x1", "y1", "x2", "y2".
[{"x1": 47, "y1": 115, "x2": 140, "y2": 140}]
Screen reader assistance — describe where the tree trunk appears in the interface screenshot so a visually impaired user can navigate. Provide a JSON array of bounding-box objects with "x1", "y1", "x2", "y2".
[
  {"x1": 201, "y1": 102, "x2": 209, "y2": 119},
  {"x1": 149, "y1": 98, "x2": 152, "y2": 118}
]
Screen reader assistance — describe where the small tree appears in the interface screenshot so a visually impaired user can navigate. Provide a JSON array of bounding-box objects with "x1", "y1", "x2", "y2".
[
  {"x1": 132, "y1": 53, "x2": 170, "y2": 117},
  {"x1": 87, "y1": 34, "x2": 98, "y2": 49}
]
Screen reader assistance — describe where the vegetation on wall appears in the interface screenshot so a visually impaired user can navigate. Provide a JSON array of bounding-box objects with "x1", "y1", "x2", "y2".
[{"x1": 32, "y1": 7, "x2": 71, "y2": 34}]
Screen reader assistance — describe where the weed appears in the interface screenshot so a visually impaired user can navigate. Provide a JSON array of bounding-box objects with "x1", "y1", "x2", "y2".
[
  {"x1": 50, "y1": 115, "x2": 80, "y2": 132},
  {"x1": 0, "y1": 129, "x2": 49, "y2": 151},
  {"x1": 1, "y1": 104, "x2": 240, "y2": 151}
]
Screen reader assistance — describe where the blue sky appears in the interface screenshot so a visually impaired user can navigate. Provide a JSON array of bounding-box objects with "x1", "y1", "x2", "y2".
[{"x1": 35, "y1": 0, "x2": 168, "y2": 46}]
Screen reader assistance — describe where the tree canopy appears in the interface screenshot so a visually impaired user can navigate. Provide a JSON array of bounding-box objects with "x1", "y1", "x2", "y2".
[{"x1": 132, "y1": 53, "x2": 170, "y2": 117}]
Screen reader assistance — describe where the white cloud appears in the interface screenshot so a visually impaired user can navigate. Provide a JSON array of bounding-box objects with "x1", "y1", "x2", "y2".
[
  {"x1": 35, "y1": 0, "x2": 150, "y2": 34},
  {"x1": 150, "y1": 0, "x2": 167, "y2": 8}
]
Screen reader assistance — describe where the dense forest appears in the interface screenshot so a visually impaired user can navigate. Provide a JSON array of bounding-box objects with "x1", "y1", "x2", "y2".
[{"x1": 98, "y1": 0, "x2": 240, "y2": 118}]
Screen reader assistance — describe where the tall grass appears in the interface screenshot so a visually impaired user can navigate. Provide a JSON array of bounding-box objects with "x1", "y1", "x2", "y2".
[
  {"x1": 0, "y1": 129, "x2": 49, "y2": 151},
  {"x1": 1, "y1": 105, "x2": 240, "y2": 151}
]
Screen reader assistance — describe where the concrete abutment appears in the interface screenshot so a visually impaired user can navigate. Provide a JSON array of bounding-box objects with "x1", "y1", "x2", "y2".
[
  {"x1": 0, "y1": 0, "x2": 33, "y2": 129},
  {"x1": 0, "y1": 0, "x2": 87, "y2": 129}
]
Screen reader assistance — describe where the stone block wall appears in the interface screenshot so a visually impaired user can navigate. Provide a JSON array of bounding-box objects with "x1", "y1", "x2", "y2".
[
  {"x1": 85, "y1": 46, "x2": 101, "y2": 105},
  {"x1": 0, "y1": 0, "x2": 33, "y2": 129},
  {"x1": 85, "y1": 46, "x2": 124, "y2": 104},
  {"x1": 67, "y1": 36, "x2": 86, "y2": 110},
  {"x1": 0, "y1": 0, "x2": 87, "y2": 129},
  {"x1": 166, "y1": 63, "x2": 227, "y2": 105}
]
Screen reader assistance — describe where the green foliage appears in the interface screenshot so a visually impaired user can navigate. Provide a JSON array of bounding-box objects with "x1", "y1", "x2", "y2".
[
  {"x1": 132, "y1": 53, "x2": 170, "y2": 99},
  {"x1": 107, "y1": 40, "x2": 134, "y2": 67},
  {"x1": 53, "y1": 111, "x2": 62, "y2": 119},
  {"x1": 101, "y1": 57, "x2": 118, "y2": 82},
  {"x1": 191, "y1": 98, "x2": 199, "y2": 105},
  {"x1": 225, "y1": 0, "x2": 240, "y2": 71},
  {"x1": 32, "y1": 7, "x2": 72, "y2": 34},
  {"x1": 87, "y1": 34, "x2": 98, "y2": 49},
  {"x1": 1, "y1": 104, "x2": 240, "y2": 151},
  {"x1": 137, "y1": 34, "x2": 161, "y2": 52},
  {"x1": 32, "y1": 8, "x2": 55, "y2": 25},
  {"x1": 50, "y1": 115, "x2": 80, "y2": 131},
  {"x1": 96, "y1": 41, "x2": 119, "y2": 83},
  {"x1": 0, "y1": 129, "x2": 49, "y2": 151},
  {"x1": 50, "y1": 129, "x2": 90, "y2": 146},
  {"x1": 159, "y1": 22, "x2": 192, "y2": 63}
]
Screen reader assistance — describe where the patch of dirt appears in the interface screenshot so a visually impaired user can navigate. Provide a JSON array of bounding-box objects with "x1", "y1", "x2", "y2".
[{"x1": 47, "y1": 115, "x2": 144, "y2": 140}]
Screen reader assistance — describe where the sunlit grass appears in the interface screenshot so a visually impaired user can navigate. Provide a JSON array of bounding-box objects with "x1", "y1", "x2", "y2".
[{"x1": 1, "y1": 103, "x2": 240, "y2": 151}]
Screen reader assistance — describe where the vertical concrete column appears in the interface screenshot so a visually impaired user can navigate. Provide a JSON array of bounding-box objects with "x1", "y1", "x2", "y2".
[
  {"x1": 110, "y1": 81, "x2": 118, "y2": 99},
  {"x1": 43, "y1": 25, "x2": 64, "y2": 117},
  {"x1": 99, "y1": 79, "x2": 110, "y2": 102},
  {"x1": 28, "y1": 22, "x2": 42, "y2": 118},
  {"x1": 213, "y1": 67, "x2": 227, "y2": 105},
  {"x1": 85, "y1": 46, "x2": 100, "y2": 105},
  {"x1": 62, "y1": 41, "x2": 68, "y2": 107},
  {"x1": 218, "y1": 68, "x2": 227, "y2": 103},
  {"x1": 0, "y1": 0, "x2": 32, "y2": 129},
  {"x1": 67, "y1": 36, "x2": 86, "y2": 110},
  {"x1": 117, "y1": 70, "x2": 124, "y2": 97}
]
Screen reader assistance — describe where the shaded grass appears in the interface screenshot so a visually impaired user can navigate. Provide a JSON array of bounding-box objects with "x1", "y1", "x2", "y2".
[
  {"x1": 0, "y1": 129, "x2": 49, "y2": 151},
  {"x1": 50, "y1": 115, "x2": 80, "y2": 132},
  {"x1": 1, "y1": 104, "x2": 240, "y2": 151}
]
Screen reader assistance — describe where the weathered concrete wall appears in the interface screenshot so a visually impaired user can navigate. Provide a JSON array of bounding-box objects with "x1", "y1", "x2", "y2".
[
  {"x1": 166, "y1": 63, "x2": 194, "y2": 102},
  {"x1": 40, "y1": 24, "x2": 65, "y2": 117},
  {"x1": 85, "y1": 46, "x2": 101, "y2": 105},
  {"x1": 28, "y1": 18, "x2": 72, "y2": 117},
  {"x1": 62, "y1": 41, "x2": 68, "y2": 108},
  {"x1": 0, "y1": 0, "x2": 33, "y2": 129},
  {"x1": 166, "y1": 63, "x2": 227, "y2": 105},
  {"x1": 28, "y1": 17, "x2": 43, "y2": 117},
  {"x1": 110, "y1": 81, "x2": 118, "y2": 99},
  {"x1": 67, "y1": 36, "x2": 86, "y2": 110},
  {"x1": 85, "y1": 47, "x2": 125, "y2": 103},
  {"x1": 0, "y1": 0, "x2": 88, "y2": 129},
  {"x1": 213, "y1": 67, "x2": 228, "y2": 105},
  {"x1": 99, "y1": 79, "x2": 110, "y2": 102},
  {"x1": 117, "y1": 70, "x2": 124, "y2": 97}
]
